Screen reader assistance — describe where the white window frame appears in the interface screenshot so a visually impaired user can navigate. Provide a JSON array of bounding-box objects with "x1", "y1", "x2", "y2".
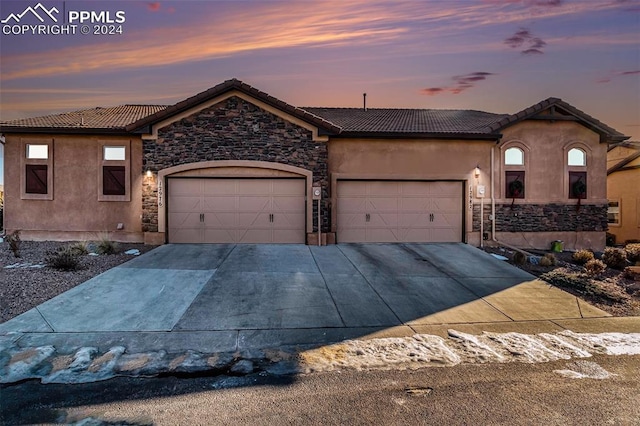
[
  {"x1": 504, "y1": 147, "x2": 524, "y2": 166},
  {"x1": 21, "y1": 139, "x2": 54, "y2": 201},
  {"x1": 98, "y1": 141, "x2": 131, "y2": 202},
  {"x1": 568, "y1": 148, "x2": 586, "y2": 166},
  {"x1": 607, "y1": 199, "x2": 620, "y2": 226}
]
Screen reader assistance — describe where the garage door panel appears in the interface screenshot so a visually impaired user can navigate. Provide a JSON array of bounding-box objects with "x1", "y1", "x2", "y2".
[
  {"x1": 399, "y1": 228, "x2": 430, "y2": 242},
  {"x1": 169, "y1": 212, "x2": 201, "y2": 228},
  {"x1": 238, "y1": 212, "x2": 270, "y2": 228},
  {"x1": 204, "y1": 212, "x2": 236, "y2": 228},
  {"x1": 368, "y1": 227, "x2": 400, "y2": 243},
  {"x1": 367, "y1": 181, "x2": 398, "y2": 195},
  {"x1": 273, "y1": 212, "x2": 306, "y2": 229},
  {"x1": 170, "y1": 228, "x2": 203, "y2": 244},
  {"x1": 237, "y1": 179, "x2": 271, "y2": 194},
  {"x1": 398, "y1": 213, "x2": 431, "y2": 227},
  {"x1": 369, "y1": 213, "x2": 397, "y2": 227},
  {"x1": 202, "y1": 179, "x2": 237, "y2": 195},
  {"x1": 272, "y1": 197, "x2": 305, "y2": 213},
  {"x1": 203, "y1": 196, "x2": 236, "y2": 212},
  {"x1": 238, "y1": 196, "x2": 270, "y2": 212},
  {"x1": 399, "y1": 198, "x2": 430, "y2": 211},
  {"x1": 203, "y1": 229, "x2": 237, "y2": 244},
  {"x1": 367, "y1": 198, "x2": 398, "y2": 211},
  {"x1": 431, "y1": 228, "x2": 461, "y2": 243},
  {"x1": 400, "y1": 181, "x2": 431, "y2": 196}
]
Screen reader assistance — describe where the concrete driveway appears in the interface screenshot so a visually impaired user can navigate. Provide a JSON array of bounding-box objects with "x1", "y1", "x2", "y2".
[{"x1": 0, "y1": 243, "x2": 611, "y2": 352}]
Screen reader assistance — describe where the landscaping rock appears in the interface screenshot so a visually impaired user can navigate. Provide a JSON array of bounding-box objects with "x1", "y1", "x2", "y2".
[{"x1": 230, "y1": 359, "x2": 254, "y2": 375}]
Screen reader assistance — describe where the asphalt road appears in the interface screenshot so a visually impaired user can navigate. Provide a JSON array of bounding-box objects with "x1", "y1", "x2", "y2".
[{"x1": 2, "y1": 355, "x2": 639, "y2": 425}]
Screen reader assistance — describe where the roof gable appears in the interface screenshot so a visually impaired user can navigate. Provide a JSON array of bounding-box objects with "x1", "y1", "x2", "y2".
[
  {"x1": 489, "y1": 98, "x2": 628, "y2": 143},
  {"x1": 126, "y1": 78, "x2": 341, "y2": 137},
  {"x1": 607, "y1": 142, "x2": 640, "y2": 175}
]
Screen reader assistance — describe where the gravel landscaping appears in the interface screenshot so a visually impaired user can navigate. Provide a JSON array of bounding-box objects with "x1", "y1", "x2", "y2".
[
  {"x1": 483, "y1": 246, "x2": 640, "y2": 317},
  {"x1": 0, "y1": 240, "x2": 156, "y2": 323}
]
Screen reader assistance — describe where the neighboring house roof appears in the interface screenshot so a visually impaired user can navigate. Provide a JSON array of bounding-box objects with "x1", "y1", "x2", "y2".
[
  {"x1": 0, "y1": 78, "x2": 629, "y2": 142},
  {"x1": 126, "y1": 78, "x2": 342, "y2": 135},
  {"x1": 488, "y1": 97, "x2": 628, "y2": 143},
  {"x1": 607, "y1": 141, "x2": 640, "y2": 175},
  {"x1": 303, "y1": 107, "x2": 507, "y2": 137},
  {"x1": 0, "y1": 105, "x2": 167, "y2": 134}
]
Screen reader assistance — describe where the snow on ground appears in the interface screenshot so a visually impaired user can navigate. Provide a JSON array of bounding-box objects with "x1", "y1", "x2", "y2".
[
  {"x1": 299, "y1": 330, "x2": 640, "y2": 373},
  {"x1": 2, "y1": 330, "x2": 639, "y2": 384}
]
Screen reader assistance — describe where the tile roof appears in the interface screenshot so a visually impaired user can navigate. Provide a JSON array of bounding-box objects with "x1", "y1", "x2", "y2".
[
  {"x1": 607, "y1": 141, "x2": 640, "y2": 175},
  {"x1": 303, "y1": 107, "x2": 508, "y2": 135},
  {"x1": 0, "y1": 105, "x2": 167, "y2": 131},
  {"x1": 0, "y1": 79, "x2": 629, "y2": 143}
]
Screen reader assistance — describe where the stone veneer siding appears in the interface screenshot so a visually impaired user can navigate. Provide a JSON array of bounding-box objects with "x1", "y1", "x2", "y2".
[
  {"x1": 472, "y1": 203, "x2": 608, "y2": 233},
  {"x1": 141, "y1": 96, "x2": 329, "y2": 233}
]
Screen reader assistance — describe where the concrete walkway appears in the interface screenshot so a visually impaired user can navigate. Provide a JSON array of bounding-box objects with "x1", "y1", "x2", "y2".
[{"x1": 2, "y1": 243, "x2": 634, "y2": 355}]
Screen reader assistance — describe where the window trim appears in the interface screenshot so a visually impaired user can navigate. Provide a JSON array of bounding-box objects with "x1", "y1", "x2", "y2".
[
  {"x1": 568, "y1": 147, "x2": 586, "y2": 166},
  {"x1": 21, "y1": 138, "x2": 54, "y2": 200},
  {"x1": 563, "y1": 142, "x2": 590, "y2": 200},
  {"x1": 98, "y1": 141, "x2": 131, "y2": 202},
  {"x1": 500, "y1": 141, "x2": 529, "y2": 201},
  {"x1": 607, "y1": 199, "x2": 621, "y2": 227},
  {"x1": 504, "y1": 147, "x2": 524, "y2": 166}
]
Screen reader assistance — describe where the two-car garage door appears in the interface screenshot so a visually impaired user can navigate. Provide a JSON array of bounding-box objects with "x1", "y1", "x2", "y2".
[
  {"x1": 168, "y1": 178, "x2": 305, "y2": 243},
  {"x1": 337, "y1": 181, "x2": 463, "y2": 243}
]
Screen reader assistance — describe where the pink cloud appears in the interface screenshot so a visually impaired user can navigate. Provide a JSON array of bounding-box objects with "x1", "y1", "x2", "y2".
[
  {"x1": 504, "y1": 27, "x2": 547, "y2": 54},
  {"x1": 147, "y1": 2, "x2": 161, "y2": 12},
  {"x1": 597, "y1": 70, "x2": 640, "y2": 83},
  {"x1": 421, "y1": 72, "x2": 496, "y2": 96}
]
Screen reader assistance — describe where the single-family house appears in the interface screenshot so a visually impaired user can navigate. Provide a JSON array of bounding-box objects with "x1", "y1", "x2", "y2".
[
  {"x1": 607, "y1": 141, "x2": 640, "y2": 244},
  {"x1": 0, "y1": 79, "x2": 629, "y2": 250}
]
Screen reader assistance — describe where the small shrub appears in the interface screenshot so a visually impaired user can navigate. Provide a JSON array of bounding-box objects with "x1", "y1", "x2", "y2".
[
  {"x1": 625, "y1": 243, "x2": 640, "y2": 263},
  {"x1": 5, "y1": 230, "x2": 21, "y2": 258},
  {"x1": 96, "y1": 237, "x2": 119, "y2": 255},
  {"x1": 572, "y1": 249, "x2": 594, "y2": 265},
  {"x1": 46, "y1": 247, "x2": 80, "y2": 271},
  {"x1": 542, "y1": 253, "x2": 557, "y2": 266},
  {"x1": 68, "y1": 241, "x2": 89, "y2": 256},
  {"x1": 512, "y1": 251, "x2": 527, "y2": 265},
  {"x1": 584, "y1": 259, "x2": 606, "y2": 276},
  {"x1": 602, "y1": 247, "x2": 628, "y2": 270},
  {"x1": 622, "y1": 266, "x2": 640, "y2": 281},
  {"x1": 540, "y1": 270, "x2": 626, "y2": 303}
]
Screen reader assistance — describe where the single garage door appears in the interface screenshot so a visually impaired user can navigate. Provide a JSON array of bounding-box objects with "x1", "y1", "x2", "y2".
[
  {"x1": 168, "y1": 178, "x2": 305, "y2": 243},
  {"x1": 337, "y1": 180, "x2": 463, "y2": 243}
]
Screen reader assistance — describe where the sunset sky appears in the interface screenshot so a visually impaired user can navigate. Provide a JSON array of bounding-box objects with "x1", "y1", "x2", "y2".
[{"x1": 0, "y1": 0, "x2": 638, "y2": 144}]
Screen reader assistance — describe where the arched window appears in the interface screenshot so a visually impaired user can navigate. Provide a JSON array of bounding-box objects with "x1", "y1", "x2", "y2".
[
  {"x1": 505, "y1": 147, "x2": 524, "y2": 165},
  {"x1": 568, "y1": 148, "x2": 586, "y2": 166}
]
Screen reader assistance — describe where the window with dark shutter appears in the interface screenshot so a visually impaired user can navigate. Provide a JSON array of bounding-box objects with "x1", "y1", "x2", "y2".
[
  {"x1": 103, "y1": 166, "x2": 126, "y2": 195},
  {"x1": 569, "y1": 171, "x2": 587, "y2": 199},
  {"x1": 26, "y1": 164, "x2": 48, "y2": 194},
  {"x1": 505, "y1": 171, "x2": 525, "y2": 199}
]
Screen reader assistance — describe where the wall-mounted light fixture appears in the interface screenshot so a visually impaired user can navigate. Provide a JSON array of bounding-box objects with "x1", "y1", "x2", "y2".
[
  {"x1": 146, "y1": 170, "x2": 152, "y2": 178},
  {"x1": 474, "y1": 165, "x2": 481, "y2": 178}
]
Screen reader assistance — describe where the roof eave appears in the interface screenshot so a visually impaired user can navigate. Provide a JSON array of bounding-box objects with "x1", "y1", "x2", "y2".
[
  {"x1": 333, "y1": 131, "x2": 502, "y2": 140},
  {"x1": 0, "y1": 126, "x2": 133, "y2": 135}
]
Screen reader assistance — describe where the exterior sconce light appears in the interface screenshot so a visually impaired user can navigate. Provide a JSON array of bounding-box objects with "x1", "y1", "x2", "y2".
[
  {"x1": 146, "y1": 170, "x2": 152, "y2": 178},
  {"x1": 474, "y1": 166, "x2": 481, "y2": 178}
]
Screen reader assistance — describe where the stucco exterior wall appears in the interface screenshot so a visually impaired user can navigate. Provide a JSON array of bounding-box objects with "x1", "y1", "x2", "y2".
[
  {"x1": 488, "y1": 120, "x2": 608, "y2": 250},
  {"x1": 142, "y1": 96, "x2": 329, "y2": 237},
  {"x1": 497, "y1": 120, "x2": 606, "y2": 202},
  {"x1": 607, "y1": 147, "x2": 640, "y2": 243},
  {"x1": 4, "y1": 134, "x2": 144, "y2": 241},
  {"x1": 327, "y1": 137, "x2": 493, "y2": 242}
]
